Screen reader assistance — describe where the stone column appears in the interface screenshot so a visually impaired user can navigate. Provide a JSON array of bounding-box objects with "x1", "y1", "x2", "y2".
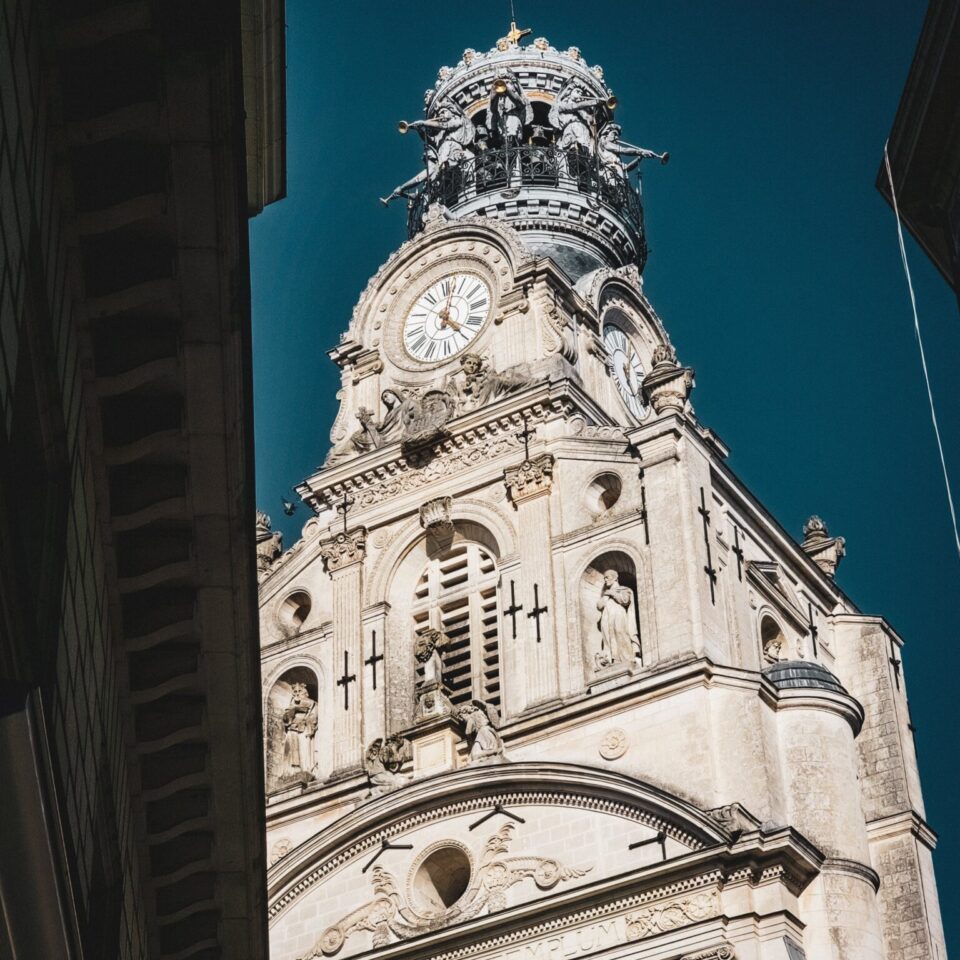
[
  {"x1": 320, "y1": 528, "x2": 367, "y2": 776},
  {"x1": 503, "y1": 454, "x2": 560, "y2": 711},
  {"x1": 776, "y1": 686, "x2": 883, "y2": 960}
]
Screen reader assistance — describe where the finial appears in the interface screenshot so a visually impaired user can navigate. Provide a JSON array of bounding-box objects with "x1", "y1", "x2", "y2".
[{"x1": 505, "y1": 20, "x2": 531, "y2": 46}]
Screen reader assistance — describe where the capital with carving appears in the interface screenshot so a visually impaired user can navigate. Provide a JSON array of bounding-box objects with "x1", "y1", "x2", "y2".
[
  {"x1": 801, "y1": 515, "x2": 845, "y2": 579},
  {"x1": 319, "y1": 527, "x2": 367, "y2": 574},
  {"x1": 504, "y1": 453, "x2": 555, "y2": 504},
  {"x1": 680, "y1": 948, "x2": 736, "y2": 960},
  {"x1": 641, "y1": 344, "x2": 695, "y2": 415},
  {"x1": 419, "y1": 496, "x2": 453, "y2": 532}
]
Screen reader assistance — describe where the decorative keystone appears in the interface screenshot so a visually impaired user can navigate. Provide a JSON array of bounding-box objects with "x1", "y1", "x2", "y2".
[
  {"x1": 419, "y1": 496, "x2": 453, "y2": 532},
  {"x1": 801, "y1": 515, "x2": 845, "y2": 579}
]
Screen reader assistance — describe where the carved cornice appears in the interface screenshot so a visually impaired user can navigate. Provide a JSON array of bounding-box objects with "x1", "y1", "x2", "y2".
[
  {"x1": 503, "y1": 453, "x2": 555, "y2": 504},
  {"x1": 319, "y1": 528, "x2": 367, "y2": 573},
  {"x1": 299, "y1": 378, "x2": 613, "y2": 513}
]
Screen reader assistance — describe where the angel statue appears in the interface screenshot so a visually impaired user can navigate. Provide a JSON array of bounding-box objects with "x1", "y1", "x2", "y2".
[
  {"x1": 489, "y1": 69, "x2": 532, "y2": 147},
  {"x1": 381, "y1": 99, "x2": 475, "y2": 206},
  {"x1": 549, "y1": 80, "x2": 609, "y2": 155},
  {"x1": 595, "y1": 569, "x2": 640, "y2": 669},
  {"x1": 597, "y1": 122, "x2": 669, "y2": 178},
  {"x1": 458, "y1": 699, "x2": 506, "y2": 765}
]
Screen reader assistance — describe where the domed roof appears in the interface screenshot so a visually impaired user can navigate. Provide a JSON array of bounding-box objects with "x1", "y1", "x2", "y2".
[{"x1": 762, "y1": 660, "x2": 847, "y2": 694}]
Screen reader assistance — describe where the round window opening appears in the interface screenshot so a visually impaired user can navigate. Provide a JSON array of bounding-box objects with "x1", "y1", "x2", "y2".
[
  {"x1": 278, "y1": 591, "x2": 311, "y2": 635},
  {"x1": 413, "y1": 845, "x2": 472, "y2": 913}
]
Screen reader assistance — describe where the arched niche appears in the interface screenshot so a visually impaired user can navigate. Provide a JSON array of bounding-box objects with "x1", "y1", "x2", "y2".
[
  {"x1": 265, "y1": 665, "x2": 320, "y2": 794},
  {"x1": 580, "y1": 550, "x2": 642, "y2": 676},
  {"x1": 384, "y1": 519, "x2": 503, "y2": 733},
  {"x1": 759, "y1": 614, "x2": 787, "y2": 664}
]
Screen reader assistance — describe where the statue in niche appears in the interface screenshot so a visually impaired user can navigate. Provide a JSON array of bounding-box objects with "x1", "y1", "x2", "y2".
[
  {"x1": 364, "y1": 736, "x2": 412, "y2": 797},
  {"x1": 414, "y1": 628, "x2": 454, "y2": 720},
  {"x1": 595, "y1": 570, "x2": 640, "y2": 669},
  {"x1": 448, "y1": 352, "x2": 534, "y2": 409},
  {"x1": 550, "y1": 81, "x2": 608, "y2": 155},
  {"x1": 458, "y1": 699, "x2": 506, "y2": 765},
  {"x1": 280, "y1": 682, "x2": 318, "y2": 779},
  {"x1": 597, "y1": 122, "x2": 669, "y2": 178}
]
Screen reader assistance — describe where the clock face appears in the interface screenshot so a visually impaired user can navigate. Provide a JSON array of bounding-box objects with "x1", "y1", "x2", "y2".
[
  {"x1": 603, "y1": 324, "x2": 648, "y2": 419},
  {"x1": 403, "y1": 274, "x2": 491, "y2": 362}
]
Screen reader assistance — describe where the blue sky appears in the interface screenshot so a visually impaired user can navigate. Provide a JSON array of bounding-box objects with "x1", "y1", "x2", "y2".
[{"x1": 251, "y1": 1, "x2": 959, "y2": 942}]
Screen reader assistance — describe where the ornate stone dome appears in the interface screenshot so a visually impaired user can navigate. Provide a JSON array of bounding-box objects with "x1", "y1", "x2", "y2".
[
  {"x1": 386, "y1": 28, "x2": 668, "y2": 280},
  {"x1": 762, "y1": 660, "x2": 848, "y2": 694}
]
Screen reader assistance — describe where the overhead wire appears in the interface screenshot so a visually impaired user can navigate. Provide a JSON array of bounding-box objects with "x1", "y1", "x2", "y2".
[{"x1": 883, "y1": 141, "x2": 960, "y2": 565}]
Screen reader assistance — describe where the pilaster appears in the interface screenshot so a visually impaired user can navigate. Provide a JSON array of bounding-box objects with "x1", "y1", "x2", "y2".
[
  {"x1": 320, "y1": 527, "x2": 367, "y2": 774},
  {"x1": 503, "y1": 454, "x2": 560, "y2": 710}
]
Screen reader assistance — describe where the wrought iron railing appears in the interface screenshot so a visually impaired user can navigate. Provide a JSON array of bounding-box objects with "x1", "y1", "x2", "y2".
[{"x1": 406, "y1": 145, "x2": 646, "y2": 244}]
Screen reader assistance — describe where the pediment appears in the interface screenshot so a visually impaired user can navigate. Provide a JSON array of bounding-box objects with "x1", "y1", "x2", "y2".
[
  {"x1": 267, "y1": 764, "x2": 734, "y2": 960},
  {"x1": 746, "y1": 561, "x2": 806, "y2": 627}
]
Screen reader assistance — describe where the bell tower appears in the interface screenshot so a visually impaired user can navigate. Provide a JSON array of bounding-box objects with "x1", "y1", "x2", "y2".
[{"x1": 259, "y1": 24, "x2": 947, "y2": 960}]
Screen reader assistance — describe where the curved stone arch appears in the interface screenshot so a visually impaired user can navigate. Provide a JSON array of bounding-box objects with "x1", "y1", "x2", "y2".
[
  {"x1": 348, "y1": 217, "x2": 532, "y2": 343},
  {"x1": 267, "y1": 761, "x2": 732, "y2": 921},
  {"x1": 262, "y1": 652, "x2": 327, "y2": 712},
  {"x1": 757, "y1": 606, "x2": 790, "y2": 663},
  {"x1": 365, "y1": 499, "x2": 517, "y2": 607},
  {"x1": 572, "y1": 538, "x2": 659, "y2": 673}
]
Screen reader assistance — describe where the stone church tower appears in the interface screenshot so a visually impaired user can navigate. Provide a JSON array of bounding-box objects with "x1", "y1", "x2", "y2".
[{"x1": 258, "y1": 26, "x2": 947, "y2": 960}]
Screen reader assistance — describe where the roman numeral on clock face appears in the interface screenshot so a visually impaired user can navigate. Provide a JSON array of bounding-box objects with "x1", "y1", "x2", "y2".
[{"x1": 403, "y1": 274, "x2": 492, "y2": 362}]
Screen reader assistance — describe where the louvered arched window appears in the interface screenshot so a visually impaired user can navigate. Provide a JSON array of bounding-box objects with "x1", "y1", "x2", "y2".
[{"x1": 412, "y1": 541, "x2": 501, "y2": 709}]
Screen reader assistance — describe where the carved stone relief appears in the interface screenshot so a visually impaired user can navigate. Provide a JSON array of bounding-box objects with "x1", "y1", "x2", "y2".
[
  {"x1": 503, "y1": 453, "x2": 555, "y2": 503},
  {"x1": 457, "y1": 700, "x2": 507, "y2": 765},
  {"x1": 302, "y1": 823, "x2": 591, "y2": 958},
  {"x1": 420, "y1": 496, "x2": 453, "y2": 531},
  {"x1": 364, "y1": 736, "x2": 412, "y2": 797},
  {"x1": 624, "y1": 890, "x2": 719, "y2": 940},
  {"x1": 256, "y1": 511, "x2": 283, "y2": 581},
  {"x1": 320, "y1": 528, "x2": 367, "y2": 573}
]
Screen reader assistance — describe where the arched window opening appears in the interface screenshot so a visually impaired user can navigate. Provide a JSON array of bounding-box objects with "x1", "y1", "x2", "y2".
[
  {"x1": 277, "y1": 590, "x2": 311, "y2": 636},
  {"x1": 584, "y1": 473, "x2": 623, "y2": 517},
  {"x1": 760, "y1": 615, "x2": 786, "y2": 664},
  {"x1": 265, "y1": 666, "x2": 319, "y2": 793},
  {"x1": 580, "y1": 551, "x2": 641, "y2": 674},
  {"x1": 412, "y1": 541, "x2": 501, "y2": 709}
]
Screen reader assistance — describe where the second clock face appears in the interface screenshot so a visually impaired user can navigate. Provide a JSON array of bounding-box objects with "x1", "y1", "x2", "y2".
[
  {"x1": 403, "y1": 274, "x2": 491, "y2": 363},
  {"x1": 603, "y1": 323, "x2": 648, "y2": 420}
]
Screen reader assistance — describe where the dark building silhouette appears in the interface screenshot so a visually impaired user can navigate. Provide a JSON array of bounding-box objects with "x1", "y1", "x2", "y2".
[
  {"x1": 0, "y1": 1, "x2": 284, "y2": 957},
  {"x1": 879, "y1": 0, "x2": 960, "y2": 304}
]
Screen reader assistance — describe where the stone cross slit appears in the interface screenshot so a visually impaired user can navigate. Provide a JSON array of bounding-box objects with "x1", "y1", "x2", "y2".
[
  {"x1": 888, "y1": 637, "x2": 902, "y2": 690},
  {"x1": 365, "y1": 629, "x2": 384, "y2": 690},
  {"x1": 732, "y1": 526, "x2": 744, "y2": 581},
  {"x1": 639, "y1": 477, "x2": 650, "y2": 546},
  {"x1": 698, "y1": 488, "x2": 717, "y2": 604},
  {"x1": 806, "y1": 603, "x2": 819, "y2": 657},
  {"x1": 468, "y1": 803, "x2": 526, "y2": 831},
  {"x1": 361, "y1": 837, "x2": 414, "y2": 874},
  {"x1": 336, "y1": 489, "x2": 355, "y2": 534},
  {"x1": 516, "y1": 414, "x2": 534, "y2": 461},
  {"x1": 628, "y1": 829, "x2": 667, "y2": 861},
  {"x1": 503, "y1": 579, "x2": 523, "y2": 639},
  {"x1": 527, "y1": 583, "x2": 548, "y2": 642},
  {"x1": 336, "y1": 650, "x2": 356, "y2": 710}
]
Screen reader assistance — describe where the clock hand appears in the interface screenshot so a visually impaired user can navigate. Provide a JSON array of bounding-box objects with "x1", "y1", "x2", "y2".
[
  {"x1": 438, "y1": 278, "x2": 457, "y2": 324},
  {"x1": 440, "y1": 313, "x2": 463, "y2": 332}
]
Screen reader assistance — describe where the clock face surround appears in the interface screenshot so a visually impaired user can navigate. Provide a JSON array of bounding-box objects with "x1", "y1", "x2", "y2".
[
  {"x1": 403, "y1": 273, "x2": 492, "y2": 363},
  {"x1": 602, "y1": 323, "x2": 648, "y2": 420}
]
